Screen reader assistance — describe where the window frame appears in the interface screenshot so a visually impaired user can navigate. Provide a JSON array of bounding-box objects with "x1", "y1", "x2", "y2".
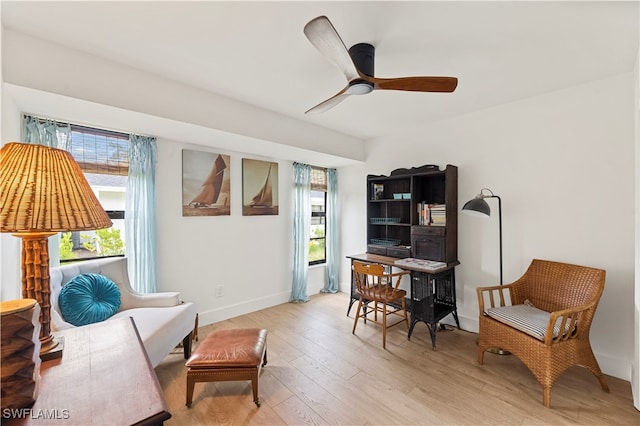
[
  {"x1": 57, "y1": 123, "x2": 129, "y2": 263},
  {"x1": 309, "y1": 166, "x2": 328, "y2": 266},
  {"x1": 309, "y1": 190, "x2": 327, "y2": 266}
]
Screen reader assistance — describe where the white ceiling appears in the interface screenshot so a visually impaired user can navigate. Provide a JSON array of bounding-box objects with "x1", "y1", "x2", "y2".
[{"x1": 2, "y1": 1, "x2": 638, "y2": 141}]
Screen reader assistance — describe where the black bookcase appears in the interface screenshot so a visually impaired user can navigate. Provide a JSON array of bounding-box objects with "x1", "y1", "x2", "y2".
[{"x1": 366, "y1": 164, "x2": 458, "y2": 263}]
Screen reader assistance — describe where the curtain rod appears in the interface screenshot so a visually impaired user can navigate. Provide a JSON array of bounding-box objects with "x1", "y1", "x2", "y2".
[{"x1": 22, "y1": 113, "x2": 151, "y2": 140}]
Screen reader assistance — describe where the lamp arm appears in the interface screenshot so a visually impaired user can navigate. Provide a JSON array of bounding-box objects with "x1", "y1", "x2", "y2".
[{"x1": 480, "y1": 188, "x2": 495, "y2": 198}]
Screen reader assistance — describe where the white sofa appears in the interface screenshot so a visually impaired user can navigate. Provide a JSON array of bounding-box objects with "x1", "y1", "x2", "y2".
[{"x1": 50, "y1": 257, "x2": 197, "y2": 367}]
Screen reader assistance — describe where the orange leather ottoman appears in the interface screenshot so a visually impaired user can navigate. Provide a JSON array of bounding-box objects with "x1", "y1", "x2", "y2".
[{"x1": 185, "y1": 328, "x2": 267, "y2": 408}]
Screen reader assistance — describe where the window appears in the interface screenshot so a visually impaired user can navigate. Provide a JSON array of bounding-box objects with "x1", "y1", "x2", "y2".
[
  {"x1": 60, "y1": 125, "x2": 129, "y2": 262},
  {"x1": 309, "y1": 167, "x2": 327, "y2": 265}
]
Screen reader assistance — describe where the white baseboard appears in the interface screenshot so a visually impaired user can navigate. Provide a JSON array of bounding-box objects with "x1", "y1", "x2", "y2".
[
  {"x1": 198, "y1": 291, "x2": 291, "y2": 326},
  {"x1": 597, "y1": 352, "x2": 632, "y2": 382}
]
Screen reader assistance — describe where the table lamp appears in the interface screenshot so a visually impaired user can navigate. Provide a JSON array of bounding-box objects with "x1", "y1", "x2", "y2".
[{"x1": 0, "y1": 142, "x2": 112, "y2": 359}]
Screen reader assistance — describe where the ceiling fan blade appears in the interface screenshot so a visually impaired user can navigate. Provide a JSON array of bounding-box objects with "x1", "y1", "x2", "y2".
[
  {"x1": 367, "y1": 76, "x2": 458, "y2": 93},
  {"x1": 305, "y1": 87, "x2": 350, "y2": 114},
  {"x1": 304, "y1": 16, "x2": 360, "y2": 82}
]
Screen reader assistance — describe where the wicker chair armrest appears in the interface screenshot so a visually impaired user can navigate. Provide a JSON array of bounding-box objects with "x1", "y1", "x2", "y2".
[
  {"x1": 477, "y1": 283, "x2": 516, "y2": 314},
  {"x1": 544, "y1": 302, "x2": 595, "y2": 345}
]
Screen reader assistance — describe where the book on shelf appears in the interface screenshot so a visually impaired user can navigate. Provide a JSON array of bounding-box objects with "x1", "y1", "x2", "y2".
[
  {"x1": 394, "y1": 257, "x2": 448, "y2": 272},
  {"x1": 417, "y1": 202, "x2": 446, "y2": 225},
  {"x1": 372, "y1": 183, "x2": 384, "y2": 200}
]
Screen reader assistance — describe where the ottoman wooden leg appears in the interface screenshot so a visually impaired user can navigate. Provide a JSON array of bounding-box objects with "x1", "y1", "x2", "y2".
[
  {"x1": 252, "y1": 371, "x2": 260, "y2": 407},
  {"x1": 186, "y1": 374, "x2": 195, "y2": 408}
]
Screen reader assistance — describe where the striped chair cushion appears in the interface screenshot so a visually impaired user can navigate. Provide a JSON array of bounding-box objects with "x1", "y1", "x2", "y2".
[{"x1": 486, "y1": 304, "x2": 570, "y2": 341}]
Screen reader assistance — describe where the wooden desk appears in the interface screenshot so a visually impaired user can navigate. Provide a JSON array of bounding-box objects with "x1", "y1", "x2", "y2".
[
  {"x1": 346, "y1": 253, "x2": 460, "y2": 349},
  {"x1": 5, "y1": 317, "x2": 171, "y2": 425}
]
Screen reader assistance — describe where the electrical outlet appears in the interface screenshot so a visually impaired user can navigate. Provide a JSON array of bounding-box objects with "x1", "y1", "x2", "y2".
[{"x1": 215, "y1": 285, "x2": 224, "y2": 298}]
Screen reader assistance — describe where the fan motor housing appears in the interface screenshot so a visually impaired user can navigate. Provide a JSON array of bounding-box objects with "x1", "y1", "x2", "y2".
[{"x1": 349, "y1": 43, "x2": 375, "y2": 77}]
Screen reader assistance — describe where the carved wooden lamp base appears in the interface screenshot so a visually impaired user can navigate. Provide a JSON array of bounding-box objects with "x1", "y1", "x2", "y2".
[{"x1": 14, "y1": 232, "x2": 63, "y2": 360}]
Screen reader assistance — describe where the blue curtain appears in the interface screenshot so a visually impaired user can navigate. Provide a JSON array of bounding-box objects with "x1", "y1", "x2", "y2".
[
  {"x1": 322, "y1": 168, "x2": 339, "y2": 293},
  {"x1": 291, "y1": 162, "x2": 311, "y2": 302},
  {"x1": 23, "y1": 115, "x2": 71, "y2": 150},
  {"x1": 126, "y1": 135, "x2": 158, "y2": 293},
  {"x1": 22, "y1": 115, "x2": 72, "y2": 266}
]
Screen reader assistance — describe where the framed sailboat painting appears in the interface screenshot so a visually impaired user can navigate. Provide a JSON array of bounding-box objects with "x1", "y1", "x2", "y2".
[
  {"x1": 242, "y1": 158, "x2": 279, "y2": 216},
  {"x1": 182, "y1": 149, "x2": 231, "y2": 217}
]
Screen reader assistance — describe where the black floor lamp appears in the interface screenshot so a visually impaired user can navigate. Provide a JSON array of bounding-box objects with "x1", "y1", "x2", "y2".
[
  {"x1": 463, "y1": 188, "x2": 509, "y2": 355},
  {"x1": 462, "y1": 188, "x2": 503, "y2": 285}
]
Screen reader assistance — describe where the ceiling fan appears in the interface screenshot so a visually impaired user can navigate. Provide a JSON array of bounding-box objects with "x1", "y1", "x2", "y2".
[{"x1": 303, "y1": 15, "x2": 458, "y2": 114}]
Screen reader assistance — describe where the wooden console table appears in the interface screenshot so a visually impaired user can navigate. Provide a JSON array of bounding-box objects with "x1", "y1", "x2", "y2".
[
  {"x1": 347, "y1": 253, "x2": 460, "y2": 349},
  {"x1": 5, "y1": 317, "x2": 171, "y2": 425}
]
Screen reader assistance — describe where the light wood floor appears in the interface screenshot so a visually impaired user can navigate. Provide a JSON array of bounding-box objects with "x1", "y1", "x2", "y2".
[{"x1": 155, "y1": 292, "x2": 639, "y2": 425}]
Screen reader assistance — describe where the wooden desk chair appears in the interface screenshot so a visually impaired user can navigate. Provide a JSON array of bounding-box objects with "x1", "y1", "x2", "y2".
[
  {"x1": 477, "y1": 259, "x2": 609, "y2": 407},
  {"x1": 352, "y1": 261, "x2": 410, "y2": 349}
]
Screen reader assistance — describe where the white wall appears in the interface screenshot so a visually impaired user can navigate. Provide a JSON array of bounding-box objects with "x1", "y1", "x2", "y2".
[
  {"x1": 2, "y1": 29, "x2": 363, "y2": 164},
  {"x1": 155, "y1": 140, "x2": 301, "y2": 324},
  {"x1": 0, "y1": 30, "x2": 364, "y2": 322},
  {"x1": 341, "y1": 73, "x2": 636, "y2": 381},
  {"x1": 0, "y1": 101, "x2": 337, "y2": 321}
]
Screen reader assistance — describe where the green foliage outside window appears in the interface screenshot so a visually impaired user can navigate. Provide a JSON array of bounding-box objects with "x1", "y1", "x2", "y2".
[
  {"x1": 82, "y1": 228, "x2": 125, "y2": 256},
  {"x1": 59, "y1": 233, "x2": 78, "y2": 260},
  {"x1": 309, "y1": 227, "x2": 326, "y2": 263},
  {"x1": 60, "y1": 228, "x2": 125, "y2": 260}
]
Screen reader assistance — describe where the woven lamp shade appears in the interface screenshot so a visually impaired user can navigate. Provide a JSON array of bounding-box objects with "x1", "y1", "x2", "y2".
[{"x1": 0, "y1": 142, "x2": 112, "y2": 233}]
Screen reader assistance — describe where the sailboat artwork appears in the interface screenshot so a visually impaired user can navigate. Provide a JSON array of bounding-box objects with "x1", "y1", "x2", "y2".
[
  {"x1": 182, "y1": 150, "x2": 231, "y2": 217},
  {"x1": 242, "y1": 159, "x2": 279, "y2": 216}
]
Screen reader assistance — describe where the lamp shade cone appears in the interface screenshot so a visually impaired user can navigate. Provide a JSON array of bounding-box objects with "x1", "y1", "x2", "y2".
[
  {"x1": 462, "y1": 197, "x2": 491, "y2": 217},
  {"x1": 0, "y1": 142, "x2": 112, "y2": 233}
]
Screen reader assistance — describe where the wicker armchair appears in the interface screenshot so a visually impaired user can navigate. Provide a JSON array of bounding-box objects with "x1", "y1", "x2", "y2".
[
  {"x1": 352, "y1": 261, "x2": 410, "y2": 349},
  {"x1": 477, "y1": 259, "x2": 609, "y2": 407}
]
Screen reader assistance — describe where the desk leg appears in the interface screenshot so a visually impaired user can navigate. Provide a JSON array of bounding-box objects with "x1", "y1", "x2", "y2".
[
  {"x1": 449, "y1": 269, "x2": 461, "y2": 329},
  {"x1": 408, "y1": 315, "x2": 437, "y2": 349},
  {"x1": 408, "y1": 315, "x2": 418, "y2": 340},
  {"x1": 347, "y1": 259, "x2": 358, "y2": 316},
  {"x1": 347, "y1": 298, "x2": 357, "y2": 316}
]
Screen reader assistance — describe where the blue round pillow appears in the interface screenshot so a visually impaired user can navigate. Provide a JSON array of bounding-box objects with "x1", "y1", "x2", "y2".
[{"x1": 58, "y1": 273, "x2": 121, "y2": 327}]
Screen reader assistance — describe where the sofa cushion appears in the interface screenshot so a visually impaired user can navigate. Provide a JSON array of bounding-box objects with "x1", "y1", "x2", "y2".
[
  {"x1": 486, "y1": 304, "x2": 571, "y2": 341},
  {"x1": 59, "y1": 273, "x2": 121, "y2": 327},
  {"x1": 110, "y1": 303, "x2": 197, "y2": 367}
]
